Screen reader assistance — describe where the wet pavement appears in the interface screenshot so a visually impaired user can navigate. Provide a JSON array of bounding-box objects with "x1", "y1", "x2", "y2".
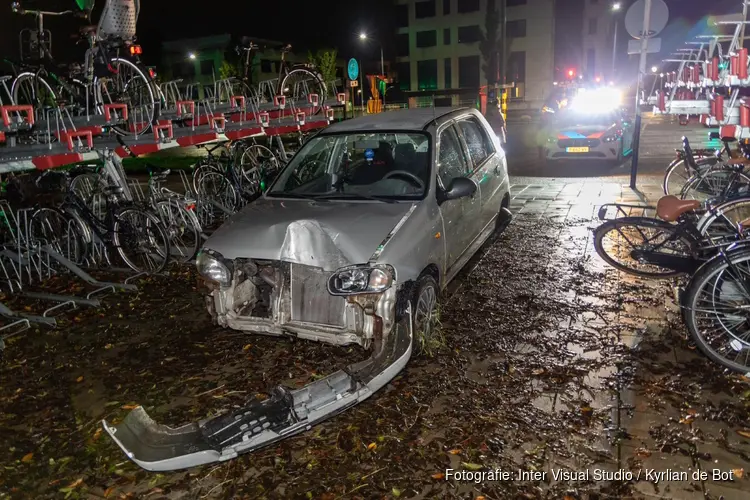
[{"x1": 1, "y1": 179, "x2": 750, "y2": 499}]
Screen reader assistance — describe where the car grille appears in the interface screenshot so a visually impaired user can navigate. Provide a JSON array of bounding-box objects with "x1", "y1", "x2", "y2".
[
  {"x1": 557, "y1": 138, "x2": 601, "y2": 148},
  {"x1": 289, "y1": 264, "x2": 345, "y2": 326}
]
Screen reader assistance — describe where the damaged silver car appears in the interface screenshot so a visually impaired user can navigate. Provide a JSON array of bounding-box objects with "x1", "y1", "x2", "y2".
[{"x1": 103, "y1": 107, "x2": 512, "y2": 471}]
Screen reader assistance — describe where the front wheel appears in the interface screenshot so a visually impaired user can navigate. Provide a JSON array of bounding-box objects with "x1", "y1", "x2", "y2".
[
  {"x1": 593, "y1": 217, "x2": 693, "y2": 278},
  {"x1": 682, "y1": 246, "x2": 750, "y2": 374},
  {"x1": 112, "y1": 207, "x2": 170, "y2": 273},
  {"x1": 412, "y1": 274, "x2": 442, "y2": 356},
  {"x1": 679, "y1": 166, "x2": 750, "y2": 202}
]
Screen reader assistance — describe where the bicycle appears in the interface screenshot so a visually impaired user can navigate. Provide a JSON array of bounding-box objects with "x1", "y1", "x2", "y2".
[
  {"x1": 116, "y1": 136, "x2": 202, "y2": 263},
  {"x1": 29, "y1": 172, "x2": 171, "y2": 273},
  {"x1": 233, "y1": 39, "x2": 326, "y2": 113},
  {"x1": 593, "y1": 180, "x2": 750, "y2": 279},
  {"x1": 8, "y1": 0, "x2": 158, "y2": 137}
]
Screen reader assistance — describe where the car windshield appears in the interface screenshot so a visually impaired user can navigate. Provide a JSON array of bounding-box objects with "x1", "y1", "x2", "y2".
[{"x1": 267, "y1": 132, "x2": 430, "y2": 201}]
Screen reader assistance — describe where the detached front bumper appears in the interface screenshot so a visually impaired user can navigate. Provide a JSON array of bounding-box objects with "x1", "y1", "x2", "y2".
[{"x1": 102, "y1": 305, "x2": 412, "y2": 471}]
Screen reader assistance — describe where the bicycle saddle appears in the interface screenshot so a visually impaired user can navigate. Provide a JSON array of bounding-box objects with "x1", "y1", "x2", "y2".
[
  {"x1": 657, "y1": 195, "x2": 700, "y2": 222},
  {"x1": 103, "y1": 185, "x2": 124, "y2": 195}
]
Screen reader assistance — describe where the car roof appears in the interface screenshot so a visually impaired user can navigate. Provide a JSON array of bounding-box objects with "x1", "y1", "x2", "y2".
[{"x1": 322, "y1": 107, "x2": 472, "y2": 133}]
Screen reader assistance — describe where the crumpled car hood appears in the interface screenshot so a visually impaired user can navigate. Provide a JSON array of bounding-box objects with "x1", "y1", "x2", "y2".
[{"x1": 204, "y1": 198, "x2": 416, "y2": 270}]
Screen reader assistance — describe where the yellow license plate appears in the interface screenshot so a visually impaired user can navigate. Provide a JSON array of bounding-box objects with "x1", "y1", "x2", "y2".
[{"x1": 566, "y1": 147, "x2": 590, "y2": 153}]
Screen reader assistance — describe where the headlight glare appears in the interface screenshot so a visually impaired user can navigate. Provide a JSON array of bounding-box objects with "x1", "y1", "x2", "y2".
[
  {"x1": 196, "y1": 250, "x2": 231, "y2": 286},
  {"x1": 328, "y1": 265, "x2": 394, "y2": 295}
]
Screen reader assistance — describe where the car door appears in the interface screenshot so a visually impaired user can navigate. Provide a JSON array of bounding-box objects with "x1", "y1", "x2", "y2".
[
  {"x1": 436, "y1": 124, "x2": 472, "y2": 273},
  {"x1": 455, "y1": 115, "x2": 502, "y2": 237}
]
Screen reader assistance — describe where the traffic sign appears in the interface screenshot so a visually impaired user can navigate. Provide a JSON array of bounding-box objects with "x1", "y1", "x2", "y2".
[
  {"x1": 347, "y1": 58, "x2": 359, "y2": 81},
  {"x1": 627, "y1": 38, "x2": 661, "y2": 55},
  {"x1": 625, "y1": 0, "x2": 669, "y2": 39}
]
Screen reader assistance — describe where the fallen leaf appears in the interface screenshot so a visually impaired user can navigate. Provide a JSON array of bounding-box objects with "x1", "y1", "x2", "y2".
[
  {"x1": 121, "y1": 404, "x2": 139, "y2": 410},
  {"x1": 92, "y1": 428, "x2": 102, "y2": 441},
  {"x1": 679, "y1": 414, "x2": 696, "y2": 425},
  {"x1": 243, "y1": 344, "x2": 252, "y2": 351},
  {"x1": 737, "y1": 429, "x2": 750, "y2": 439},
  {"x1": 431, "y1": 472, "x2": 445, "y2": 480},
  {"x1": 76, "y1": 376, "x2": 84, "y2": 383},
  {"x1": 392, "y1": 488, "x2": 401, "y2": 497},
  {"x1": 581, "y1": 406, "x2": 593, "y2": 415},
  {"x1": 21, "y1": 453, "x2": 33, "y2": 463},
  {"x1": 367, "y1": 442, "x2": 377, "y2": 451},
  {"x1": 67, "y1": 478, "x2": 83, "y2": 489},
  {"x1": 23, "y1": 306, "x2": 32, "y2": 312},
  {"x1": 687, "y1": 408, "x2": 697, "y2": 415},
  {"x1": 563, "y1": 496, "x2": 576, "y2": 500},
  {"x1": 476, "y1": 496, "x2": 486, "y2": 500},
  {"x1": 462, "y1": 462, "x2": 483, "y2": 471},
  {"x1": 105, "y1": 344, "x2": 114, "y2": 349},
  {"x1": 104, "y1": 486, "x2": 115, "y2": 498},
  {"x1": 635, "y1": 447, "x2": 652, "y2": 458},
  {"x1": 531, "y1": 368, "x2": 545, "y2": 375},
  {"x1": 448, "y1": 449, "x2": 461, "y2": 455},
  {"x1": 733, "y1": 468, "x2": 744, "y2": 479}
]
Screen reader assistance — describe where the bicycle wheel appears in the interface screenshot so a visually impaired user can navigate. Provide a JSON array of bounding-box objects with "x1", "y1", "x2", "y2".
[
  {"x1": 680, "y1": 167, "x2": 750, "y2": 202},
  {"x1": 279, "y1": 68, "x2": 326, "y2": 114},
  {"x1": 593, "y1": 217, "x2": 693, "y2": 278},
  {"x1": 112, "y1": 207, "x2": 170, "y2": 273},
  {"x1": 195, "y1": 172, "x2": 239, "y2": 227},
  {"x1": 683, "y1": 245, "x2": 750, "y2": 373},
  {"x1": 153, "y1": 200, "x2": 200, "y2": 263},
  {"x1": 192, "y1": 161, "x2": 225, "y2": 194},
  {"x1": 240, "y1": 144, "x2": 278, "y2": 190},
  {"x1": 29, "y1": 207, "x2": 88, "y2": 265},
  {"x1": 697, "y1": 197, "x2": 750, "y2": 244},
  {"x1": 663, "y1": 156, "x2": 719, "y2": 196},
  {"x1": 94, "y1": 58, "x2": 157, "y2": 137}
]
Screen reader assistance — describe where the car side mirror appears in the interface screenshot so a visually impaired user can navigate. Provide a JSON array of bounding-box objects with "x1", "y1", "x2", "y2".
[{"x1": 438, "y1": 177, "x2": 477, "y2": 204}]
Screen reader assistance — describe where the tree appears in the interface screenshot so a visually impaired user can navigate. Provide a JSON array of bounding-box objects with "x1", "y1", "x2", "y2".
[
  {"x1": 479, "y1": 0, "x2": 501, "y2": 89},
  {"x1": 308, "y1": 48, "x2": 339, "y2": 92},
  {"x1": 219, "y1": 60, "x2": 239, "y2": 80}
]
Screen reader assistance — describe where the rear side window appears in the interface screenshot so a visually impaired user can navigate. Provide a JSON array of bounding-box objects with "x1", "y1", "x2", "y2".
[{"x1": 457, "y1": 118, "x2": 494, "y2": 168}]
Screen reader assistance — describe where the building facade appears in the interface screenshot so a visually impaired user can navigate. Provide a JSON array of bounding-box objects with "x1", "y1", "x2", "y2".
[
  {"x1": 394, "y1": 0, "x2": 555, "y2": 108},
  {"x1": 581, "y1": 0, "x2": 617, "y2": 80}
]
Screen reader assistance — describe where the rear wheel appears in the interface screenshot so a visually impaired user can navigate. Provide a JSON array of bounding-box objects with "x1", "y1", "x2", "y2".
[
  {"x1": 683, "y1": 247, "x2": 750, "y2": 374},
  {"x1": 29, "y1": 207, "x2": 87, "y2": 265},
  {"x1": 593, "y1": 217, "x2": 692, "y2": 278},
  {"x1": 153, "y1": 200, "x2": 201, "y2": 263},
  {"x1": 112, "y1": 207, "x2": 170, "y2": 273}
]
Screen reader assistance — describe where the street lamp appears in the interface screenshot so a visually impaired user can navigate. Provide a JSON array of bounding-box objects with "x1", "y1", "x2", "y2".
[
  {"x1": 188, "y1": 52, "x2": 196, "y2": 60},
  {"x1": 358, "y1": 32, "x2": 385, "y2": 76},
  {"x1": 611, "y1": 3, "x2": 622, "y2": 79},
  {"x1": 651, "y1": 66, "x2": 658, "y2": 73}
]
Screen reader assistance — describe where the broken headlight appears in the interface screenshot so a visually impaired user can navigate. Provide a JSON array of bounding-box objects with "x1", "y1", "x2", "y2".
[
  {"x1": 327, "y1": 264, "x2": 395, "y2": 296},
  {"x1": 196, "y1": 249, "x2": 232, "y2": 287}
]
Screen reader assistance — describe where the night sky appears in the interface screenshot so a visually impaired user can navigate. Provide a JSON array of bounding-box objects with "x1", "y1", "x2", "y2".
[{"x1": 0, "y1": 0, "x2": 738, "y2": 75}]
